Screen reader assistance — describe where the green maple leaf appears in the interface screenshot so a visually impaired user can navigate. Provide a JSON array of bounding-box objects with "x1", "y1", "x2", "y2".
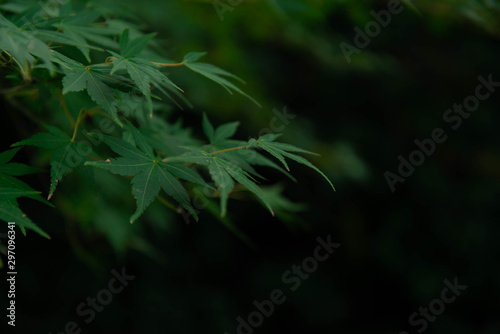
[
  {"x1": 0, "y1": 148, "x2": 50, "y2": 205},
  {"x1": 29, "y1": 9, "x2": 118, "y2": 62},
  {"x1": 247, "y1": 134, "x2": 335, "y2": 190},
  {"x1": 51, "y1": 11, "x2": 109, "y2": 62},
  {"x1": 0, "y1": 188, "x2": 39, "y2": 200},
  {"x1": 56, "y1": 53, "x2": 123, "y2": 126},
  {"x1": 166, "y1": 115, "x2": 334, "y2": 215},
  {"x1": 166, "y1": 148, "x2": 274, "y2": 218},
  {"x1": 201, "y1": 113, "x2": 295, "y2": 181},
  {"x1": 13, "y1": 124, "x2": 89, "y2": 199},
  {"x1": 134, "y1": 110, "x2": 201, "y2": 157},
  {"x1": 107, "y1": 29, "x2": 182, "y2": 117},
  {"x1": 202, "y1": 112, "x2": 240, "y2": 145},
  {"x1": 183, "y1": 52, "x2": 260, "y2": 107},
  {"x1": 118, "y1": 28, "x2": 156, "y2": 58},
  {"x1": 0, "y1": 148, "x2": 50, "y2": 238},
  {"x1": 85, "y1": 120, "x2": 206, "y2": 223},
  {"x1": 0, "y1": 200, "x2": 50, "y2": 238},
  {"x1": 0, "y1": 12, "x2": 56, "y2": 75},
  {"x1": 35, "y1": 29, "x2": 104, "y2": 63}
]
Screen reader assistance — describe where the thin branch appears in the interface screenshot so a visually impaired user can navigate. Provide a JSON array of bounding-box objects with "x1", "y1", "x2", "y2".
[
  {"x1": 104, "y1": 56, "x2": 116, "y2": 64},
  {"x1": 71, "y1": 106, "x2": 108, "y2": 142},
  {"x1": 157, "y1": 195, "x2": 182, "y2": 213},
  {"x1": 210, "y1": 145, "x2": 248, "y2": 156},
  {"x1": 71, "y1": 108, "x2": 87, "y2": 142},
  {"x1": 0, "y1": 82, "x2": 32, "y2": 95},
  {"x1": 151, "y1": 61, "x2": 185, "y2": 67},
  {"x1": 60, "y1": 91, "x2": 75, "y2": 127}
]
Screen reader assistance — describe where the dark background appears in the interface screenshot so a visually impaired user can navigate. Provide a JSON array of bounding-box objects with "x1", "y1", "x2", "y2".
[{"x1": 1, "y1": 0, "x2": 500, "y2": 333}]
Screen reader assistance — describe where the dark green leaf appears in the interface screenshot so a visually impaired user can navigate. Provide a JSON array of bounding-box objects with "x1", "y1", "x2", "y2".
[
  {"x1": 85, "y1": 124, "x2": 199, "y2": 223},
  {"x1": 182, "y1": 52, "x2": 260, "y2": 107},
  {"x1": 0, "y1": 199, "x2": 49, "y2": 238},
  {"x1": 248, "y1": 136, "x2": 335, "y2": 190}
]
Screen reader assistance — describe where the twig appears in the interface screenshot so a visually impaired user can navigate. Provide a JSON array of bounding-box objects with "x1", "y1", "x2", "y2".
[
  {"x1": 151, "y1": 61, "x2": 185, "y2": 67},
  {"x1": 210, "y1": 145, "x2": 247, "y2": 156},
  {"x1": 0, "y1": 82, "x2": 32, "y2": 95}
]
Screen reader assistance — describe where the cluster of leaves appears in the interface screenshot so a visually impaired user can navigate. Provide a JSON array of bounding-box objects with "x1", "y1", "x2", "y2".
[
  {"x1": 0, "y1": 148, "x2": 50, "y2": 238},
  {"x1": 81, "y1": 115, "x2": 334, "y2": 224},
  {"x1": 0, "y1": 0, "x2": 333, "y2": 240}
]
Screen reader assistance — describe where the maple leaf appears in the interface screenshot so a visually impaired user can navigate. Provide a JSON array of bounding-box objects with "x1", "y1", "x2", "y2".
[
  {"x1": 58, "y1": 57, "x2": 122, "y2": 126},
  {"x1": 0, "y1": 148, "x2": 50, "y2": 238},
  {"x1": 201, "y1": 113, "x2": 295, "y2": 181},
  {"x1": 0, "y1": 12, "x2": 56, "y2": 76},
  {"x1": 106, "y1": 28, "x2": 182, "y2": 117},
  {"x1": 183, "y1": 52, "x2": 261, "y2": 107},
  {"x1": 85, "y1": 120, "x2": 206, "y2": 223},
  {"x1": 12, "y1": 124, "x2": 91, "y2": 199},
  {"x1": 166, "y1": 148, "x2": 274, "y2": 218},
  {"x1": 247, "y1": 134, "x2": 335, "y2": 190}
]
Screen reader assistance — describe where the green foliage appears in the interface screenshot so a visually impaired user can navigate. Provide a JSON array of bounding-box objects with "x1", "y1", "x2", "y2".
[
  {"x1": 0, "y1": 0, "x2": 333, "y2": 244},
  {"x1": 0, "y1": 11, "x2": 55, "y2": 78},
  {"x1": 59, "y1": 53, "x2": 124, "y2": 125},
  {"x1": 84, "y1": 121, "x2": 206, "y2": 223},
  {"x1": 163, "y1": 115, "x2": 333, "y2": 218},
  {"x1": 13, "y1": 123, "x2": 87, "y2": 198},
  {"x1": 247, "y1": 134, "x2": 335, "y2": 190},
  {"x1": 182, "y1": 52, "x2": 261, "y2": 107},
  {"x1": 0, "y1": 148, "x2": 50, "y2": 238}
]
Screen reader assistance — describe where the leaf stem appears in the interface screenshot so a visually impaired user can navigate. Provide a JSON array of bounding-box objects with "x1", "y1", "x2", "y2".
[
  {"x1": 157, "y1": 195, "x2": 182, "y2": 213},
  {"x1": 4, "y1": 51, "x2": 30, "y2": 81},
  {"x1": 0, "y1": 82, "x2": 32, "y2": 95},
  {"x1": 104, "y1": 56, "x2": 116, "y2": 64},
  {"x1": 210, "y1": 145, "x2": 247, "y2": 156},
  {"x1": 71, "y1": 106, "x2": 106, "y2": 142},
  {"x1": 0, "y1": 52, "x2": 9, "y2": 64},
  {"x1": 60, "y1": 91, "x2": 75, "y2": 127},
  {"x1": 47, "y1": 29, "x2": 61, "y2": 48},
  {"x1": 71, "y1": 108, "x2": 87, "y2": 142},
  {"x1": 151, "y1": 61, "x2": 185, "y2": 67}
]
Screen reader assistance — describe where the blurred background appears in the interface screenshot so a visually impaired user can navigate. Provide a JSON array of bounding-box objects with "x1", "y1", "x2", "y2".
[{"x1": 2, "y1": 0, "x2": 500, "y2": 333}]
